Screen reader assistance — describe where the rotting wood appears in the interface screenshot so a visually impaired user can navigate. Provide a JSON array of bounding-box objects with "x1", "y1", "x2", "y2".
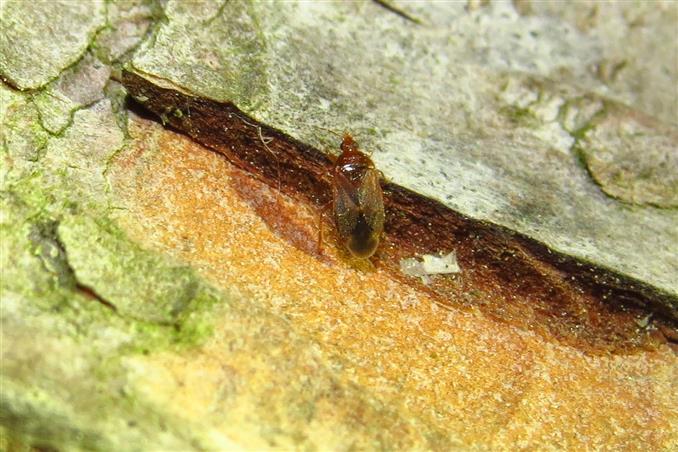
[{"x1": 121, "y1": 70, "x2": 677, "y2": 354}]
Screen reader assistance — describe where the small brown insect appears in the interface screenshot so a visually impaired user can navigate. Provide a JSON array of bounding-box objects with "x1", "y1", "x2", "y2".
[{"x1": 325, "y1": 133, "x2": 385, "y2": 259}]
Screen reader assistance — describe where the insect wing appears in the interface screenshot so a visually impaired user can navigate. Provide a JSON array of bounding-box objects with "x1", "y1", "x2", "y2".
[
  {"x1": 332, "y1": 172, "x2": 359, "y2": 239},
  {"x1": 357, "y1": 169, "x2": 385, "y2": 234}
]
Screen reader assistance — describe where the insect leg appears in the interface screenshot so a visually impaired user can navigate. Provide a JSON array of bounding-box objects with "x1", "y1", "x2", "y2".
[{"x1": 317, "y1": 200, "x2": 333, "y2": 255}]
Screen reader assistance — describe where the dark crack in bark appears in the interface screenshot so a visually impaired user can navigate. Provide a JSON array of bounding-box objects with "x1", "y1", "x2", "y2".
[
  {"x1": 29, "y1": 220, "x2": 117, "y2": 312},
  {"x1": 121, "y1": 69, "x2": 678, "y2": 355}
]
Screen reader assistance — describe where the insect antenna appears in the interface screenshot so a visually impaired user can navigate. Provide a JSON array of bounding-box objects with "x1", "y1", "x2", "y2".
[
  {"x1": 312, "y1": 125, "x2": 342, "y2": 138},
  {"x1": 257, "y1": 126, "x2": 281, "y2": 193},
  {"x1": 310, "y1": 125, "x2": 345, "y2": 154}
]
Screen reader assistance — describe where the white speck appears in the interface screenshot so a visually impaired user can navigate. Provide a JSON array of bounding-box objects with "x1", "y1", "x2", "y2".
[
  {"x1": 399, "y1": 251, "x2": 461, "y2": 284},
  {"x1": 318, "y1": 97, "x2": 331, "y2": 111},
  {"x1": 634, "y1": 314, "x2": 652, "y2": 329},
  {"x1": 421, "y1": 251, "x2": 460, "y2": 274}
]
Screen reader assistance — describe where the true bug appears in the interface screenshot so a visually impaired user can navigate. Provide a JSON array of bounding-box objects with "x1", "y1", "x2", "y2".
[{"x1": 322, "y1": 133, "x2": 385, "y2": 259}]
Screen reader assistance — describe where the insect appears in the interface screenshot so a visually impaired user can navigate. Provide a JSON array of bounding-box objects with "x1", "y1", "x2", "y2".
[{"x1": 323, "y1": 133, "x2": 385, "y2": 259}]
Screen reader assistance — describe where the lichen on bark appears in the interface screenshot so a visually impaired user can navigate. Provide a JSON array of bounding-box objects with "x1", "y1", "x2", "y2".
[{"x1": 1, "y1": 1, "x2": 677, "y2": 450}]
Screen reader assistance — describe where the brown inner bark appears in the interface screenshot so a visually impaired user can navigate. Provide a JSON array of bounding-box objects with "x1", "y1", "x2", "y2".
[{"x1": 121, "y1": 70, "x2": 678, "y2": 355}]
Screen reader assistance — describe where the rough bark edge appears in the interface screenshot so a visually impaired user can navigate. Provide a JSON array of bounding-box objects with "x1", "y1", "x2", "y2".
[{"x1": 121, "y1": 69, "x2": 678, "y2": 354}]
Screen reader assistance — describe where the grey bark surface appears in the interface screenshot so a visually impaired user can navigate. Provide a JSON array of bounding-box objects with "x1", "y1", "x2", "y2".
[
  {"x1": 1, "y1": 1, "x2": 677, "y2": 450},
  {"x1": 130, "y1": 0, "x2": 678, "y2": 299}
]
